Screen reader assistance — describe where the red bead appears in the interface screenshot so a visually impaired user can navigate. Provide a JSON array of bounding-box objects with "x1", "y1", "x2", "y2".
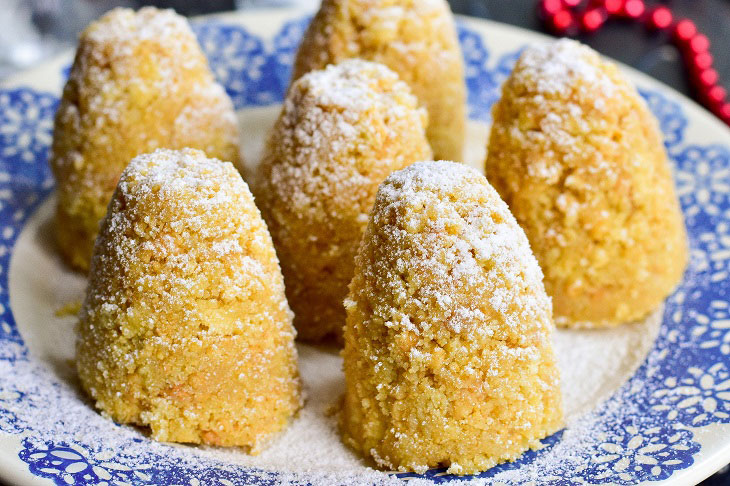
[
  {"x1": 708, "y1": 85, "x2": 727, "y2": 105},
  {"x1": 696, "y1": 68, "x2": 719, "y2": 88},
  {"x1": 563, "y1": 0, "x2": 583, "y2": 7},
  {"x1": 718, "y1": 102, "x2": 730, "y2": 123},
  {"x1": 673, "y1": 19, "x2": 697, "y2": 43},
  {"x1": 647, "y1": 6, "x2": 673, "y2": 30},
  {"x1": 603, "y1": 0, "x2": 624, "y2": 15},
  {"x1": 552, "y1": 10, "x2": 576, "y2": 32},
  {"x1": 693, "y1": 52, "x2": 713, "y2": 71},
  {"x1": 542, "y1": 0, "x2": 564, "y2": 16},
  {"x1": 689, "y1": 34, "x2": 710, "y2": 54},
  {"x1": 581, "y1": 8, "x2": 607, "y2": 31},
  {"x1": 622, "y1": 0, "x2": 645, "y2": 18}
]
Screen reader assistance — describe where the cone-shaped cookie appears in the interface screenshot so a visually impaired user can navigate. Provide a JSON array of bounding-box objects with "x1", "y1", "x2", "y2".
[
  {"x1": 341, "y1": 161, "x2": 563, "y2": 474},
  {"x1": 50, "y1": 7, "x2": 241, "y2": 271},
  {"x1": 76, "y1": 149, "x2": 300, "y2": 451},
  {"x1": 292, "y1": 0, "x2": 465, "y2": 161},
  {"x1": 486, "y1": 39, "x2": 688, "y2": 328},
  {"x1": 257, "y1": 60, "x2": 432, "y2": 342}
]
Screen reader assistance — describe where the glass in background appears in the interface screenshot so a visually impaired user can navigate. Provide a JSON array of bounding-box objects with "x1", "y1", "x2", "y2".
[{"x1": 0, "y1": 0, "x2": 317, "y2": 80}]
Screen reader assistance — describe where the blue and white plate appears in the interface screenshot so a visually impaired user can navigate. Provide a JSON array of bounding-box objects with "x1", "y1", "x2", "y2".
[{"x1": 1, "y1": 8, "x2": 729, "y2": 486}]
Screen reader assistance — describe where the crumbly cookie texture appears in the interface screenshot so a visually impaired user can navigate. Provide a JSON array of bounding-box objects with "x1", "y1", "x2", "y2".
[
  {"x1": 76, "y1": 148, "x2": 300, "y2": 451},
  {"x1": 341, "y1": 161, "x2": 563, "y2": 475},
  {"x1": 50, "y1": 7, "x2": 241, "y2": 271},
  {"x1": 486, "y1": 39, "x2": 688, "y2": 328},
  {"x1": 257, "y1": 59, "x2": 432, "y2": 343},
  {"x1": 292, "y1": 0, "x2": 465, "y2": 161}
]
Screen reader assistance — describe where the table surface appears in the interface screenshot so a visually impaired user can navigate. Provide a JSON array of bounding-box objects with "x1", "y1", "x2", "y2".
[{"x1": 1, "y1": 1, "x2": 729, "y2": 485}]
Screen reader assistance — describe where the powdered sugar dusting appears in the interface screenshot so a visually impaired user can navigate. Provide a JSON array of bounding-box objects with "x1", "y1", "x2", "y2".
[
  {"x1": 53, "y1": 6, "x2": 239, "y2": 176},
  {"x1": 71, "y1": 6, "x2": 229, "y2": 122},
  {"x1": 295, "y1": 59, "x2": 410, "y2": 115},
  {"x1": 274, "y1": 59, "x2": 422, "y2": 163},
  {"x1": 81, "y1": 7, "x2": 202, "y2": 86},
  {"x1": 256, "y1": 59, "x2": 427, "y2": 199},
  {"x1": 375, "y1": 161, "x2": 552, "y2": 340},
  {"x1": 516, "y1": 38, "x2": 619, "y2": 99},
  {"x1": 98, "y1": 148, "x2": 246, "y2": 272},
  {"x1": 86, "y1": 147, "x2": 284, "y2": 335}
]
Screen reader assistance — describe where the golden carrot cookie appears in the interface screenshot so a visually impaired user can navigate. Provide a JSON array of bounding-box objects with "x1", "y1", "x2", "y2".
[
  {"x1": 257, "y1": 59, "x2": 431, "y2": 342},
  {"x1": 50, "y1": 7, "x2": 240, "y2": 271},
  {"x1": 341, "y1": 161, "x2": 563, "y2": 474},
  {"x1": 76, "y1": 148, "x2": 300, "y2": 451},
  {"x1": 486, "y1": 39, "x2": 688, "y2": 327}
]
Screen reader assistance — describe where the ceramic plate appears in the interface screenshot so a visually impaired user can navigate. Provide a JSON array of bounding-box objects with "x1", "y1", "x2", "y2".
[{"x1": 1, "y1": 7, "x2": 729, "y2": 486}]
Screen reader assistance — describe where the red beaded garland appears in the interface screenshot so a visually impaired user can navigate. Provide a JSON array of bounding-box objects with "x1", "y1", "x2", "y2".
[
  {"x1": 603, "y1": 0, "x2": 624, "y2": 15},
  {"x1": 647, "y1": 6, "x2": 672, "y2": 30},
  {"x1": 698, "y1": 68, "x2": 719, "y2": 88},
  {"x1": 537, "y1": 0, "x2": 730, "y2": 126},
  {"x1": 688, "y1": 34, "x2": 710, "y2": 55},
  {"x1": 673, "y1": 19, "x2": 697, "y2": 42},
  {"x1": 581, "y1": 8, "x2": 607, "y2": 31},
  {"x1": 708, "y1": 85, "x2": 727, "y2": 105},
  {"x1": 622, "y1": 0, "x2": 645, "y2": 19},
  {"x1": 552, "y1": 9, "x2": 576, "y2": 32},
  {"x1": 541, "y1": 0, "x2": 563, "y2": 15},
  {"x1": 694, "y1": 52, "x2": 713, "y2": 71}
]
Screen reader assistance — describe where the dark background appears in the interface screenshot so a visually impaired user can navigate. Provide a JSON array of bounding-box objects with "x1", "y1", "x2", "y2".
[{"x1": 3, "y1": 1, "x2": 729, "y2": 484}]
